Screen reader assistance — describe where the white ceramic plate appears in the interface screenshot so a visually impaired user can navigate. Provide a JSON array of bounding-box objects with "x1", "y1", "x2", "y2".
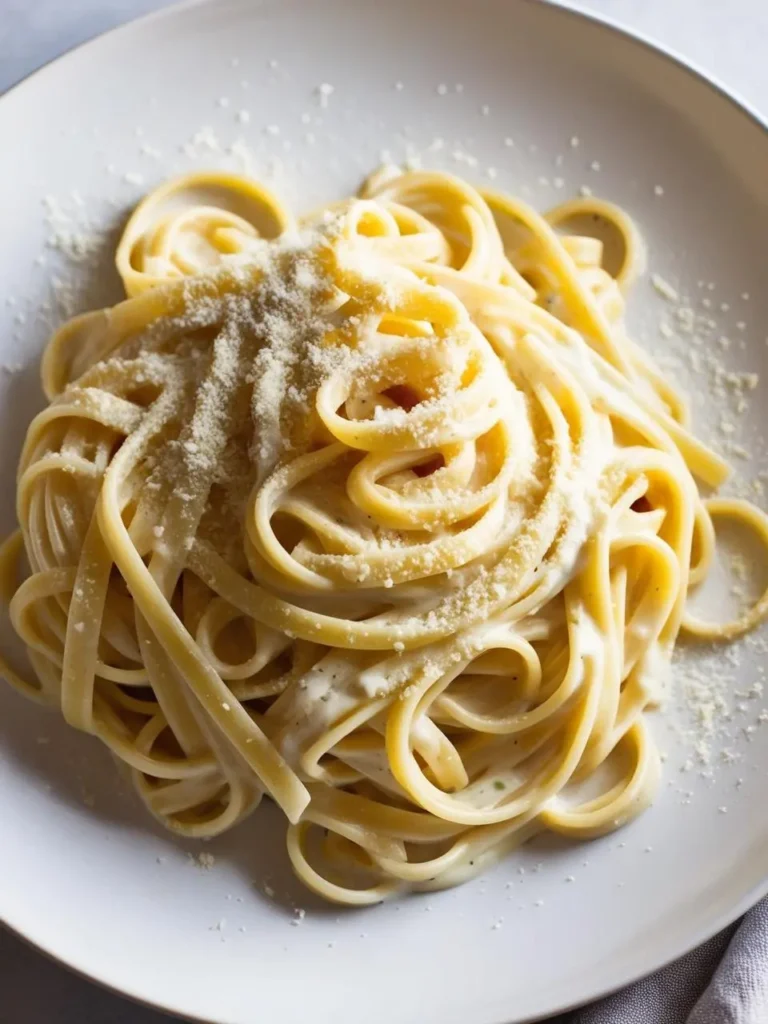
[{"x1": 1, "y1": 2, "x2": 768, "y2": 1021}]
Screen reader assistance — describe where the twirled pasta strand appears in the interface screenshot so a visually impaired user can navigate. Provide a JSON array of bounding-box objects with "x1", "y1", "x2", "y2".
[{"x1": 2, "y1": 167, "x2": 766, "y2": 904}]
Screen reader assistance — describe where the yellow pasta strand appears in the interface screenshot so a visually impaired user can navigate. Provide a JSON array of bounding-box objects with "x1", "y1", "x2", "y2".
[{"x1": 1, "y1": 166, "x2": 765, "y2": 904}]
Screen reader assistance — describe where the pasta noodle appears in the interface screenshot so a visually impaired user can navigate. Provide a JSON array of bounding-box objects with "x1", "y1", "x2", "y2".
[{"x1": 2, "y1": 166, "x2": 767, "y2": 904}]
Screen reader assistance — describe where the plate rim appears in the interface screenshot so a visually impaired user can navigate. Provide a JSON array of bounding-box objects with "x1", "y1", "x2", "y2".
[{"x1": 1, "y1": 1, "x2": 767, "y2": 1021}]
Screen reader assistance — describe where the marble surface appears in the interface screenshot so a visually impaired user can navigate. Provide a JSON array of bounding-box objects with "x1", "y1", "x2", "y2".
[{"x1": 1, "y1": 1, "x2": 767, "y2": 1021}]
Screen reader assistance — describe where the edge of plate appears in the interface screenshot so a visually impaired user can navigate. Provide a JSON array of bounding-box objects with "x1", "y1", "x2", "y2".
[{"x1": 1, "y1": 1, "x2": 767, "y2": 1022}]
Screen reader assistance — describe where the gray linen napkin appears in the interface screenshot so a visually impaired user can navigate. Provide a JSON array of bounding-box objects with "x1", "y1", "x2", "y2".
[{"x1": 556, "y1": 896, "x2": 768, "y2": 1024}]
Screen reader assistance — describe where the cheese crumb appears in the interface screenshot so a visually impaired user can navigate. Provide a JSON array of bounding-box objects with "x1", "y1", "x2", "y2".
[
  {"x1": 651, "y1": 274, "x2": 679, "y2": 301},
  {"x1": 316, "y1": 83, "x2": 334, "y2": 107},
  {"x1": 192, "y1": 852, "x2": 216, "y2": 870}
]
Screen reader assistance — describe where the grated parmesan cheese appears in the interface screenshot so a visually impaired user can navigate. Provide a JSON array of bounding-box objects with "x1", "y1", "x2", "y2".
[{"x1": 651, "y1": 274, "x2": 679, "y2": 301}]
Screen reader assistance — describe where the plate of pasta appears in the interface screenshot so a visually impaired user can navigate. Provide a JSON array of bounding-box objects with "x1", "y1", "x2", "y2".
[{"x1": 1, "y1": 1, "x2": 768, "y2": 1022}]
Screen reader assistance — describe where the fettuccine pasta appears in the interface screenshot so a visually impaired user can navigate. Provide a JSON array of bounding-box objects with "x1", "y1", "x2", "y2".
[{"x1": 2, "y1": 167, "x2": 766, "y2": 904}]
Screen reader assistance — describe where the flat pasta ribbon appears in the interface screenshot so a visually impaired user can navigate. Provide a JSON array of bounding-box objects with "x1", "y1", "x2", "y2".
[{"x1": 1, "y1": 166, "x2": 764, "y2": 904}]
